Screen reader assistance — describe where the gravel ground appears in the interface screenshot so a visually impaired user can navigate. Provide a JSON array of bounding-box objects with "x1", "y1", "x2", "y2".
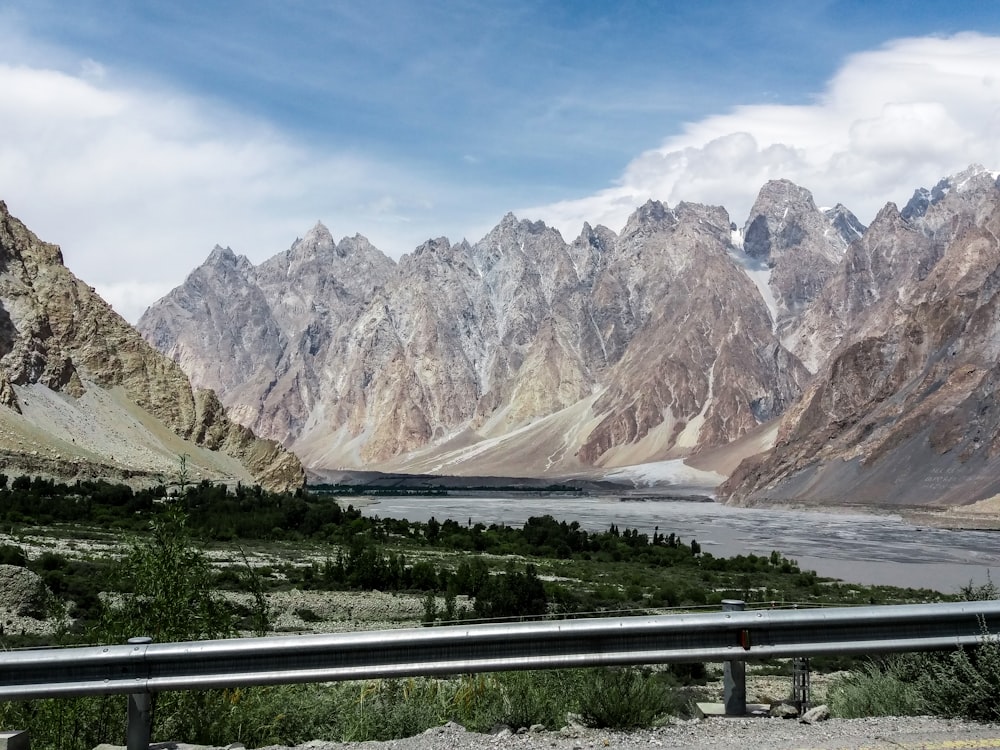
[{"x1": 93, "y1": 715, "x2": 1000, "y2": 750}]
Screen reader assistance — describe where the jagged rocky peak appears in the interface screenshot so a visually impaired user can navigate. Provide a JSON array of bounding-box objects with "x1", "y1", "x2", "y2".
[
  {"x1": 576, "y1": 221, "x2": 616, "y2": 249},
  {"x1": 292, "y1": 220, "x2": 335, "y2": 253},
  {"x1": 823, "y1": 204, "x2": 867, "y2": 246},
  {"x1": 138, "y1": 166, "x2": 1000, "y2": 497},
  {"x1": 206, "y1": 244, "x2": 236, "y2": 264},
  {"x1": 621, "y1": 199, "x2": 678, "y2": 238},
  {"x1": 471, "y1": 213, "x2": 572, "y2": 288},
  {"x1": 901, "y1": 164, "x2": 999, "y2": 225},
  {"x1": 743, "y1": 179, "x2": 846, "y2": 263},
  {"x1": 739, "y1": 178, "x2": 854, "y2": 337},
  {"x1": 901, "y1": 164, "x2": 995, "y2": 217},
  {"x1": 399, "y1": 237, "x2": 475, "y2": 281},
  {"x1": 335, "y1": 232, "x2": 387, "y2": 259},
  {"x1": 0, "y1": 200, "x2": 64, "y2": 269},
  {"x1": 568, "y1": 222, "x2": 618, "y2": 282},
  {"x1": 488, "y1": 212, "x2": 553, "y2": 241},
  {"x1": 203, "y1": 245, "x2": 255, "y2": 276},
  {"x1": 411, "y1": 236, "x2": 452, "y2": 257},
  {"x1": 723, "y1": 175, "x2": 1000, "y2": 508},
  {"x1": 283, "y1": 221, "x2": 384, "y2": 266}
]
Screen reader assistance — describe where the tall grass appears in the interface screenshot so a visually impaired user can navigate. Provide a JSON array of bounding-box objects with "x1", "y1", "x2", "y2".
[
  {"x1": 827, "y1": 656, "x2": 925, "y2": 717},
  {"x1": 0, "y1": 669, "x2": 688, "y2": 749},
  {"x1": 830, "y1": 579, "x2": 1000, "y2": 722}
]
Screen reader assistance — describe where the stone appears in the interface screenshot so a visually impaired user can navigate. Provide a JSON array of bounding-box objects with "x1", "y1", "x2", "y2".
[
  {"x1": 769, "y1": 702, "x2": 799, "y2": 719},
  {"x1": 0, "y1": 565, "x2": 47, "y2": 618},
  {"x1": 800, "y1": 703, "x2": 831, "y2": 724}
]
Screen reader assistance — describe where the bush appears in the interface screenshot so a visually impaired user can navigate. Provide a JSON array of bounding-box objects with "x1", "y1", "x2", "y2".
[
  {"x1": 460, "y1": 670, "x2": 574, "y2": 731},
  {"x1": 0, "y1": 510, "x2": 269, "y2": 749},
  {"x1": 577, "y1": 667, "x2": 677, "y2": 729},
  {"x1": 828, "y1": 656, "x2": 925, "y2": 717},
  {"x1": 917, "y1": 621, "x2": 1000, "y2": 722},
  {"x1": 98, "y1": 510, "x2": 237, "y2": 644},
  {"x1": 831, "y1": 580, "x2": 1000, "y2": 722}
]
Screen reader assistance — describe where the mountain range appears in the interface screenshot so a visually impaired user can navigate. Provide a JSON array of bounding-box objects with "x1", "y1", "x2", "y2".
[
  {"x1": 2, "y1": 164, "x2": 997, "y2": 512},
  {"x1": 136, "y1": 164, "x2": 1000, "y2": 511}
]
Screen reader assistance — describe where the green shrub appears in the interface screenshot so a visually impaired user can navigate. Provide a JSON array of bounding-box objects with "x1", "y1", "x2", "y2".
[
  {"x1": 917, "y1": 622, "x2": 1000, "y2": 722},
  {"x1": 828, "y1": 656, "x2": 925, "y2": 717},
  {"x1": 459, "y1": 670, "x2": 578, "y2": 731},
  {"x1": 577, "y1": 667, "x2": 677, "y2": 729},
  {"x1": 831, "y1": 579, "x2": 1000, "y2": 722}
]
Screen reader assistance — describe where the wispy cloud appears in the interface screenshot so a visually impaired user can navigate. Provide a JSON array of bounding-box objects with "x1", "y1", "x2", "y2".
[
  {"x1": 0, "y1": 59, "x2": 489, "y2": 322},
  {"x1": 528, "y1": 33, "x2": 1000, "y2": 237}
]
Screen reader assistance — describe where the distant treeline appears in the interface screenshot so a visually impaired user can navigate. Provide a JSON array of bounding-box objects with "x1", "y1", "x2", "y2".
[
  {"x1": 310, "y1": 482, "x2": 585, "y2": 496},
  {"x1": 0, "y1": 474, "x2": 699, "y2": 564}
]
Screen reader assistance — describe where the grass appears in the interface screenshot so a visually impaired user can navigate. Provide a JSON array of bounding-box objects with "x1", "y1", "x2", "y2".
[
  {"x1": 0, "y1": 669, "x2": 693, "y2": 749},
  {"x1": 830, "y1": 581, "x2": 1000, "y2": 722}
]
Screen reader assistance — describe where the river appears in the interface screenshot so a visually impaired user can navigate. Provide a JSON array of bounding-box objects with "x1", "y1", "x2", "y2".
[{"x1": 358, "y1": 495, "x2": 1000, "y2": 594}]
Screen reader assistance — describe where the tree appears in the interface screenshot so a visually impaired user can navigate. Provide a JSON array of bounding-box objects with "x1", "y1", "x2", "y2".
[
  {"x1": 473, "y1": 563, "x2": 547, "y2": 620},
  {"x1": 98, "y1": 509, "x2": 236, "y2": 644}
]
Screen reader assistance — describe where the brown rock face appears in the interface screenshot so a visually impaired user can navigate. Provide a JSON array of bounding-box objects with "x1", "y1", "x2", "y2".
[
  {"x1": 578, "y1": 201, "x2": 808, "y2": 465},
  {"x1": 723, "y1": 168, "x2": 1000, "y2": 508},
  {"x1": 0, "y1": 201, "x2": 303, "y2": 491}
]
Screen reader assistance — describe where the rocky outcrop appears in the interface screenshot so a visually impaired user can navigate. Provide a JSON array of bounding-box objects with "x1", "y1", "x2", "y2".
[
  {"x1": 723, "y1": 167, "x2": 1000, "y2": 507},
  {"x1": 578, "y1": 201, "x2": 808, "y2": 465},
  {"x1": 0, "y1": 201, "x2": 303, "y2": 491},
  {"x1": 0, "y1": 564, "x2": 46, "y2": 618}
]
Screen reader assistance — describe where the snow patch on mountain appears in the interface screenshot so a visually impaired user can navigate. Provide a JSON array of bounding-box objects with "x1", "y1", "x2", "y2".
[
  {"x1": 604, "y1": 459, "x2": 725, "y2": 489},
  {"x1": 728, "y1": 245, "x2": 778, "y2": 329}
]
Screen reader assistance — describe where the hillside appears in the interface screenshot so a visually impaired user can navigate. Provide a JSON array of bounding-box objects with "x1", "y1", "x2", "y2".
[{"x1": 0, "y1": 201, "x2": 304, "y2": 491}]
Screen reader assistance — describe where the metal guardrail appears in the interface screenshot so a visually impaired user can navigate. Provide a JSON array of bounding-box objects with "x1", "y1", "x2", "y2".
[{"x1": 2, "y1": 600, "x2": 999, "y2": 747}]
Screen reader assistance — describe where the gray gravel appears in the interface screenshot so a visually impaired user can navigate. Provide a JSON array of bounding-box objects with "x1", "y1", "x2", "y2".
[{"x1": 97, "y1": 716, "x2": 1000, "y2": 750}]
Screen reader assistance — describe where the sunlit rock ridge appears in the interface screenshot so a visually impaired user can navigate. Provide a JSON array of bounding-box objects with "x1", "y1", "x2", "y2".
[
  {"x1": 140, "y1": 166, "x2": 1000, "y2": 509},
  {"x1": 0, "y1": 201, "x2": 304, "y2": 492}
]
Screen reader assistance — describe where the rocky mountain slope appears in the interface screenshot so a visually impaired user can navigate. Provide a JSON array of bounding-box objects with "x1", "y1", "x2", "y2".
[
  {"x1": 140, "y1": 202, "x2": 816, "y2": 478},
  {"x1": 723, "y1": 166, "x2": 1000, "y2": 508},
  {"x1": 0, "y1": 201, "x2": 303, "y2": 491}
]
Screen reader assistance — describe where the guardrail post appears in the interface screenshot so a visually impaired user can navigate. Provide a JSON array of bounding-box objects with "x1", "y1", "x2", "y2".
[
  {"x1": 0, "y1": 729, "x2": 30, "y2": 749},
  {"x1": 792, "y1": 656, "x2": 810, "y2": 711},
  {"x1": 722, "y1": 600, "x2": 746, "y2": 716},
  {"x1": 126, "y1": 637, "x2": 153, "y2": 750}
]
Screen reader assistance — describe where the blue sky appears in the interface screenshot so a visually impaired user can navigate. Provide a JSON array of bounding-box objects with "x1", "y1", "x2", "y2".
[{"x1": 2, "y1": 1, "x2": 1000, "y2": 321}]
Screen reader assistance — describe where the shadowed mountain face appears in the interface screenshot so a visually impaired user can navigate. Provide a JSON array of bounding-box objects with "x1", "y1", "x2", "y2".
[
  {"x1": 139, "y1": 166, "x2": 1000, "y2": 510},
  {"x1": 723, "y1": 166, "x2": 1000, "y2": 508},
  {"x1": 0, "y1": 201, "x2": 303, "y2": 491}
]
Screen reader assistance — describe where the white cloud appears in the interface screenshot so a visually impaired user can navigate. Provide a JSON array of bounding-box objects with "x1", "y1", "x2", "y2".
[
  {"x1": 3, "y1": 29, "x2": 1000, "y2": 326},
  {"x1": 0, "y1": 60, "x2": 468, "y2": 323},
  {"x1": 528, "y1": 33, "x2": 1000, "y2": 237}
]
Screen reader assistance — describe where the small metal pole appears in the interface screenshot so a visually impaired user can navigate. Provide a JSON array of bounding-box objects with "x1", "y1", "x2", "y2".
[
  {"x1": 792, "y1": 657, "x2": 811, "y2": 712},
  {"x1": 126, "y1": 637, "x2": 153, "y2": 750},
  {"x1": 722, "y1": 599, "x2": 746, "y2": 716}
]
